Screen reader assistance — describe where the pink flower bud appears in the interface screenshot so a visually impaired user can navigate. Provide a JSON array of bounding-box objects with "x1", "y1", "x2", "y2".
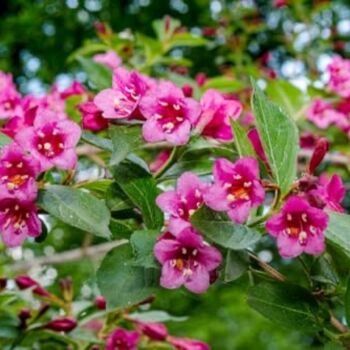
[
  {"x1": 195, "y1": 73, "x2": 207, "y2": 87},
  {"x1": 15, "y1": 275, "x2": 50, "y2": 297},
  {"x1": 137, "y1": 322, "x2": 168, "y2": 341},
  {"x1": 94, "y1": 295, "x2": 106, "y2": 310},
  {"x1": 45, "y1": 317, "x2": 77, "y2": 333},
  {"x1": 18, "y1": 308, "x2": 31, "y2": 328},
  {"x1": 308, "y1": 138, "x2": 329, "y2": 175},
  {"x1": 181, "y1": 84, "x2": 193, "y2": 98}
]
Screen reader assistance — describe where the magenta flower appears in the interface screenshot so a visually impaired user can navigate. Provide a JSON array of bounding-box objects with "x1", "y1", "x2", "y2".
[
  {"x1": 0, "y1": 71, "x2": 22, "y2": 119},
  {"x1": 106, "y1": 328, "x2": 139, "y2": 350},
  {"x1": 78, "y1": 101, "x2": 109, "y2": 131},
  {"x1": 0, "y1": 143, "x2": 40, "y2": 200},
  {"x1": 327, "y1": 56, "x2": 350, "y2": 98},
  {"x1": 156, "y1": 172, "x2": 207, "y2": 235},
  {"x1": 15, "y1": 111, "x2": 81, "y2": 171},
  {"x1": 140, "y1": 81, "x2": 201, "y2": 145},
  {"x1": 0, "y1": 198, "x2": 41, "y2": 247},
  {"x1": 154, "y1": 228, "x2": 222, "y2": 294},
  {"x1": 308, "y1": 175, "x2": 345, "y2": 213},
  {"x1": 93, "y1": 50, "x2": 122, "y2": 70},
  {"x1": 247, "y1": 128, "x2": 268, "y2": 164},
  {"x1": 266, "y1": 196, "x2": 328, "y2": 258},
  {"x1": 94, "y1": 67, "x2": 153, "y2": 120},
  {"x1": 204, "y1": 157, "x2": 264, "y2": 224},
  {"x1": 168, "y1": 336, "x2": 210, "y2": 350},
  {"x1": 60, "y1": 81, "x2": 86, "y2": 100},
  {"x1": 196, "y1": 89, "x2": 242, "y2": 141},
  {"x1": 306, "y1": 99, "x2": 347, "y2": 129}
]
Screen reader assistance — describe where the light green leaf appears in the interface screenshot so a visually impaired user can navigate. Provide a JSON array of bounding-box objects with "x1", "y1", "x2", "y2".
[
  {"x1": 81, "y1": 131, "x2": 112, "y2": 151},
  {"x1": 190, "y1": 206, "x2": 261, "y2": 250},
  {"x1": 251, "y1": 80, "x2": 299, "y2": 194},
  {"x1": 224, "y1": 250, "x2": 248, "y2": 282},
  {"x1": 0, "y1": 132, "x2": 12, "y2": 148},
  {"x1": 167, "y1": 32, "x2": 207, "y2": 50},
  {"x1": 203, "y1": 77, "x2": 245, "y2": 93},
  {"x1": 38, "y1": 185, "x2": 111, "y2": 239},
  {"x1": 231, "y1": 120, "x2": 255, "y2": 158},
  {"x1": 129, "y1": 310, "x2": 187, "y2": 323}
]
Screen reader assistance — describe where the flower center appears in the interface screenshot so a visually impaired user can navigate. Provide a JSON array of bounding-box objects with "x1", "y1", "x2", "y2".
[
  {"x1": 36, "y1": 130, "x2": 64, "y2": 158},
  {"x1": 285, "y1": 212, "x2": 317, "y2": 245},
  {"x1": 2, "y1": 204, "x2": 30, "y2": 233},
  {"x1": 170, "y1": 247, "x2": 199, "y2": 278},
  {"x1": 225, "y1": 175, "x2": 252, "y2": 202},
  {"x1": 155, "y1": 100, "x2": 185, "y2": 134}
]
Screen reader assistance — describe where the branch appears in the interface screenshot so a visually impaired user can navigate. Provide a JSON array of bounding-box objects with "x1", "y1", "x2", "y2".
[{"x1": 11, "y1": 240, "x2": 128, "y2": 272}]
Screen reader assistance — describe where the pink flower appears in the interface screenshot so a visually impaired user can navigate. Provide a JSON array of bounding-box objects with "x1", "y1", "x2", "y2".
[
  {"x1": 327, "y1": 56, "x2": 350, "y2": 98},
  {"x1": 0, "y1": 71, "x2": 22, "y2": 119},
  {"x1": 266, "y1": 196, "x2": 328, "y2": 258},
  {"x1": 60, "y1": 81, "x2": 86, "y2": 100},
  {"x1": 308, "y1": 138, "x2": 329, "y2": 175},
  {"x1": 140, "y1": 81, "x2": 201, "y2": 145},
  {"x1": 204, "y1": 157, "x2": 264, "y2": 224},
  {"x1": 149, "y1": 150, "x2": 170, "y2": 173},
  {"x1": 16, "y1": 111, "x2": 81, "y2": 171},
  {"x1": 306, "y1": 99, "x2": 347, "y2": 129},
  {"x1": 247, "y1": 128, "x2": 268, "y2": 164},
  {"x1": 106, "y1": 328, "x2": 139, "y2": 350},
  {"x1": 0, "y1": 143, "x2": 40, "y2": 200},
  {"x1": 94, "y1": 68, "x2": 153, "y2": 120},
  {"x1": 168, "y1": 336, "x2": 210, "y2": 350},
  {"x1": 156, "y1": 172, "x2": 207, "y2": 235},
  {"x1": 136, "y1": 322, "x2": 168, "y2": 341},
  {"x1": 78, "y1": 101, "x2": 109, "y2": 131},
  {"x1": 154, "y1": 228, "x2": 222, "y2": 294},
  {"x1": 0, "y1": 198, "x2": 41, "y2": 247},
  {"x1": 196, "y1": 89, "x2": 242, "y2": 141},
  {"x1": 93, "y1": 50, "x2": 122, "y2": 70},
  {"x1": 308, "y1": 175, "x2": 345, "y2": 213}
]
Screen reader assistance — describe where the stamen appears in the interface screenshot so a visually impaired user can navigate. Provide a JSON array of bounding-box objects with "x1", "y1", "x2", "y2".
[
  {"x1": 195, "y1": 189, "x2": 201, "y2": 198},
  {"x1": 227, "y1": 194, "x2": 236, "y2": 202},
  {"x1": 188, "y1": 209, "x2": 195, "y2": 216},
  {"x1": 159, "y1": 100, "x2": 168, "y2": 107},
  {"x1": 299, "y1": 231, "x2": 307, "y2": 244},
  {"x1": 182, "y1": 247, "x2": 187, "y2": 255},
  {"x1": 173, "y1": 104, "x2": 181, "y2": 110},
  {"x1": 243, "y1": 181, "x2": 252, "y2": 188},
  {"x1": 17, "y1": 162, "x2": 23, "y2": 168},
  {"x1": 192, "y1": 249, "x2": 198, "y2": 256},
  {"x1": 309, "y1": 226, "x2": 317, "y2": 235},
  {"x1": 233, "y1": 174, "x2": 242, "y2": 180},
  {"x1": 286, "y1": 214, "x2": 292, "y2": 221},
  {"x1": 301, "y1": 213, "x2": 308, "y2": 223},
  {"x1": 43, "y1": 143, "x2": 51, "y2": 150},
  {"x1": 176, "y1": 117, "x2": 183, "y2": 122}
]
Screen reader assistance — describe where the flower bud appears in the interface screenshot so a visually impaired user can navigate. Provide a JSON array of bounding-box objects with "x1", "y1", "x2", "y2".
[
  {"x1": 182, "y1": 84, "x2": 193, "y2": 98},
  {"x1": 15, "y1": 275, "x2": 50, "y2": 297},
  {"x1": 0, "y1": 277, "x2": 7, "y2": 291},
  {"x1": 18, "y1": 308, "x2": 31, "y2": 328},
  {"x1": 308, "y1": 137, "x2": 329, "y2": 175},
  {"x1": 59, "y1": 277, "x2": 73, "y2": 302},
  {"x1": 94, "y1": 295, "x2": 106, "y2": 310},
  {"x1": 195, "y1": 73, "x2": 207, "y2": 87},
  {"x1": 45, "y1": 317, "x2": 77, "y2": 333},
  {"x1": 137, "y1": 322, "x2": 168, "y2": 341}
]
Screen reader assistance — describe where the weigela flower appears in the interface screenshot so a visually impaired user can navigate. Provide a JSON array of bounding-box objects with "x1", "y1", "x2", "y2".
[
  {"x1": 266, "y1": 196, "x2": 329, "y2": 258},
  {"x1": 94, "y1": 67, "x2": 153, "y2": 120},
  {"x1": 16, "y1": 111, "x2": 81, "y2": 171},
  {"x1": 327, "y1": 56, "x2": 350, "y2": 98},
  {"x1": 154, "y1": 228, "x2": 222, "y2": 294},
  {"x1": 15, "y1": 275, "x2": 50, "y2": 297},
  {"x1": 0, "y1": 71, "x2": 22, "y2": 119},
  {"x1": 140, "y1": 81, "x2": 201, "y2": 145},
  {"x1": 0, "y1": 143, "x2": 40, "y2": 200},
  {"x1": 196, "y1": 89, "x2": 242, "y2": 141},
  {"x1": 60, "y1": 81, "x2": 86, "y2": 100},
  {"x1": 0, "y1": 197, "x2": 41, "y2": 247},
  {"x1": 204, "y1": 157, "x2": 264, "y2": 224},
  {"x1": 78, "y1": 101, "x2": 109, "y2": 131},
  {"x1": 306, "y1": 99, "x2": 347, "y2": 129},
  {"x1": 156, "y1": 172, "x2": 207, "y2": 235},
  {"x1": 93, "y1": 50, "x2": 122, "y2": 70},
  {"x1": 106, "y1": 328, "x2": 139, "y2": 350},
  {"x1": 168, "y1": 336, "x2": 210, "y2": 350},
  {"x1": 308, "y1": 175, "x2": 345, "y2": 213}
]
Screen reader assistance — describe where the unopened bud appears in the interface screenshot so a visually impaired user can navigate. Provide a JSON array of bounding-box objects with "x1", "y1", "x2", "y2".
[
  {"x1": 15, "y1": 275, "x2": 50, "y2": 297},
  {"x1": 195, "y1": 73, "x2": 207, "y2": 87},
  {"x1": 59, "y1": 277, "x2": 73, "y2": 302},
  {"x1": 18, "y1": 308, "x2": 31, "y2": 328},
  {"x1": 94, "y1": 295, "x2": 106, "y2": 310},
  {"x1": 182, "y1": 84, "x2": 193, "y2": 97},
  {"x1": 45, "y1": 317, "x2": 77, "y2": 333},
  {"x1": 308, "y1": 138, "x2": 329, "y2": 175}
]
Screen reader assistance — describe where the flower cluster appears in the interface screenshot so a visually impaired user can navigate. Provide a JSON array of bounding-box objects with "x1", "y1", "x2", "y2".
[
  {"x1": 79, "y1": 62, "x2": 243, "y2": 145},
  {"x1": 0, "y1": 72, "x2": 82, "y2": 247}
]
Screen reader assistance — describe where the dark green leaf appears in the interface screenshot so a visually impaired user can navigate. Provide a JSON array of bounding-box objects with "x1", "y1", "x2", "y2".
[
  {"x1": 76, "y1": 56, "x2": 112, "y2": 90},
  {"x1": 111, "y1": 162, "x2": 163, "y2": 230},
  {"x1": 81, "y1": 131, "x2": 112, "y2": 151},
  {"x1": 109, "y1": 218, "x2": 137, "y2": 239},
  {"x1": 130, "y1": 230, "x2": 159, "y2": 268},
  {"x1": 191, "y1": 206, "x2": 261, "y2": 250},
  {"x1": 231, "y1": 120, "x2": 255, "y2": 158},
  {"x1": 106, "y1": 182, "x2": 133, "y2": 212},
  {"x1": 38, "y1": 185, "x2": 111, "y2": 239},
  {"x1": 345, "y1": 276, "x2": 350, "y2": 326},
  {"x1": 247, "y1": 281, "x2": 321, "y2": 331},
  {"x1": 251, "y1": 80, "x2": 299, "y2": 194},
  {"x1": 224, "y1": 250, "x2": 248, "y2": 282},
  {"x1": 97, "y1": 244, "x2": 159, "y2": 308},
  {"x1": 109, "y1": 125, "x2": 143, "y2": 166}
]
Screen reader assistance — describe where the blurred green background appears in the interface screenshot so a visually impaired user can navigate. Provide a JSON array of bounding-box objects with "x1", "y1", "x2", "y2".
[{"x1": 1, "y1": 1, "x2": 350, "y2": 349}]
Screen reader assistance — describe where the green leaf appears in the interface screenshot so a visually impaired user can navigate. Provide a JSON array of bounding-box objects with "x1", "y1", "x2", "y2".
[
  {"x1": 190, "y1": 206, "x2": 261, "y2": 250},
  {"x1": 106, "y1": 182, "x2": 133, "y2": 212},
  {"x1": 0, "y1": 132, "x2": 12, "y2": 148},
  {"x1": 76, "y1": 56, "x2": 112, "y2": 90},
  {"x1": 326, "y1": 211, "x2": 350, "y2": 260},
  {"x1": 111, "y1": 162, "x2": 163, "y2": 230},
  {"x1": 224, "y1": 250, "x2": 248, "y2": 282},
  {"x1": 81, "y1": 131, "x2": 112, "y2": 151},
  {"x1": 152, "y1": 17, "x2": 181, "y2": 42},
  {"x1": 77, "y1": 179, "x2": 113, "y2": 197},
  {"x1": 130, "y1": 230, "x2": 159, "y2": 268},
  {"x1": 97, "y1": 244, "x2": 158, "y2": 308},
  {"x1": 203, "y1": 77, "x2": 245, "y2": 93},
  {"x1": 247, "y1": 281, "x2": 321, "y2": 331},
  {"x1": 109, "y1": 218, "x2": 136, "y2": 239},
  {"x1": 251, "y1": 80, "x2": 299, "y2": 194},
  {"x1": 129, "y1": 310, "x2": 187, "y2": 323},
  {"x1": 266, "y1": 80, "x2": 306, "y2": 120},
  {"x1": 167, "y1": 33, "x2": 207, "y2": 50},
  {"x1": 109, "y1": 125, "x2": 143, "y2": 166},
  {"x1": 345, "y1": 276, "x2": 350, "y2": 326},
  {"x1": 231, "y1": 120, "x2": 255, "y2": 158},
  {"x1": 38, "y1": 185, "x2": 111, "y2": 239}
]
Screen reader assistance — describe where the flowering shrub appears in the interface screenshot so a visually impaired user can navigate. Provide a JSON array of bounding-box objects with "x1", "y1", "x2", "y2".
[{"x1": 2, "y1": 6, "x2": 350, "y2": 349}]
